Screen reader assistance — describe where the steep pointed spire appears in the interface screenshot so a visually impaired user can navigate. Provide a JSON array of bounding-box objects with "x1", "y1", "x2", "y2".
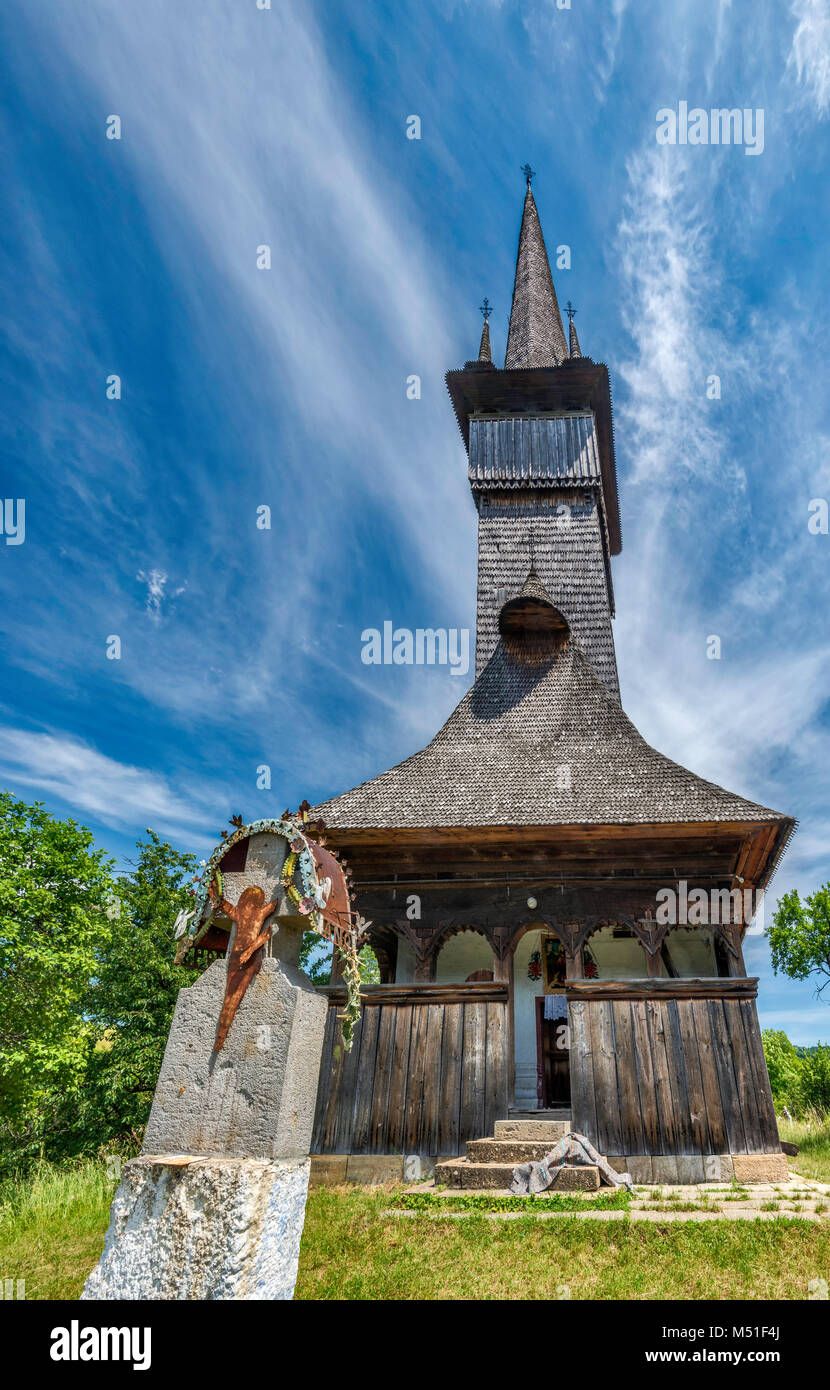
[
  {"x1": 478, "y1": 297, "x2": 493, "y2": 363},
  {"x1": 504, "y1": 173, "x2": 568, "y2": 369},
  {"x1": 566, "y1": 301, "x2": 582, "y2": 359},
  {"x1": 478, "y1": 317, "x2": 492, "y2": 363}
]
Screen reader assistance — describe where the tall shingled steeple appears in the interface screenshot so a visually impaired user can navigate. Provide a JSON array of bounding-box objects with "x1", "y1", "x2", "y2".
[
  {"x1": 504, "y1": 171, "x2": 568, "y2": 368},
  {"x1": 445, "y1": 169, "x2": 622, "y2": 697}
]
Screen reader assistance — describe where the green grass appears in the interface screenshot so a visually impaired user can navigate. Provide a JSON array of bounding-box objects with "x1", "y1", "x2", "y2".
[
  {"x1": 391, "y1": 1188, "x2": 631, "y2": 1213},
  {"x1": 0, "y1": 1160, "x2": 115, "y2": 1300},
  {"x1": 297, "y1": 1186, "x2": 830, "y2": 1299},
  {"x1": 4, "y1": 1161, "x2": 830, "y2": 1301},
  {"x1": 780, "y1": 1116, "x2": 830, "y2": 1183}
]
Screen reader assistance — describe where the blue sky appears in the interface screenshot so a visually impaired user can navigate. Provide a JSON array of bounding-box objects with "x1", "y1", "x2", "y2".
[{"x1": 1, "y1": 0, "x2": 829, "y2": 1041}]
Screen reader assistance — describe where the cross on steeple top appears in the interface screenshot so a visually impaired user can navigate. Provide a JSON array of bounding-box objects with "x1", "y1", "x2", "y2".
[
  {"x1": 521, "y1": 163, "x2": 535, "y2": 186},
  {"x1": 566, "y1": 300, "x2": 577, "y2": 322},
  {"x1": 479, "y1": 297, "x2": 493, "y2": 321}
]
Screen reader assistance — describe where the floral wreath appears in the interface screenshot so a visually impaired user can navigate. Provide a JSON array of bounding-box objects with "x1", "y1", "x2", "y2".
[{"x1": 177, "y1": 810, "x2": 363, "y2": 1049}]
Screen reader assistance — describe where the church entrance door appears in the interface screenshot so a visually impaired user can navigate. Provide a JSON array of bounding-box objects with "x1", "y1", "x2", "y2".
[{"x1": 535, "y1": 998, "x2": 571, "y2": 1109}]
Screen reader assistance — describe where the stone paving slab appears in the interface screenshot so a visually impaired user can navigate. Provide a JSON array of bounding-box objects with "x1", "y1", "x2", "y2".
[
  {"x1": 386, "y1": 1208, "x2": 827, "y2": 1222},
  {"x1": 397, "y1": 1173, "x2": 830, "y2": 1221}
]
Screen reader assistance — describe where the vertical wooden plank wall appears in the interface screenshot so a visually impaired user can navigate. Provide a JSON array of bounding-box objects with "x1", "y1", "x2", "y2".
[
  {"x1": 568, "y1": 983, "x2": 780, "y2": 1156},
  {"x1": 311, "y1": 984, "x2": 508, "y2": 1157}
]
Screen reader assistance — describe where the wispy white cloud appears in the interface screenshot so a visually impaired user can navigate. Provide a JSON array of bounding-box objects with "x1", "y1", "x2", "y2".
[
  {"x1": 0, "y1": 727, "x2": 218, "y2": 847},
  {"x1": 757, "y1": 1005, "x2": 830, "y2": 1041},
  {"x1": 608, "y1": 11, "x2": 830, "y2": 933},
  {"x1": 0, "y1": 0, "x2": 476, "y2": 752},
  {"x1": 136, "y1": 569, "x2": 184, "y2": 622},
  {"x1": 615, "y1": 149, "x2": 732, "y2": 491},
  {"x1": 788, "y1": 0, "x2": 830, "y2": 116},
  {"x1": 593, "y1": 0, "x2": 630, "y2": 97}
]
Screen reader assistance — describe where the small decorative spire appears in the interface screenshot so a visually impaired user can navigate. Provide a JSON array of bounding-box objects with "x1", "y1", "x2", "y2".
[
  {"x1": 477, "y1": 319, "x2": 492, "y2": 364},
  {"x1": 521, "y1": 163, "x2": 536, "y2": 186},
  {"x1": 475, "y1": 296, "x2": 493, "y2": 363},
  {"x1": 567, "y1": 301, "x2": 582, "y2": 359}
]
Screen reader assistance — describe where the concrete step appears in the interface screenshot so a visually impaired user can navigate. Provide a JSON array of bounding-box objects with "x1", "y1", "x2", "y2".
[
  {"x1": 467, "y1": 1138, "x2": 566, "y2": 1162},
  {"x1": 508, "y1": 1109, "x2": 571, "y2": 1121},
  {"x1": 494, "y1": 1119, "x2": 571, "y2": 1142},
  {"x1": 434, "y1": 1158, "x2": 600, "y2": 1191}
]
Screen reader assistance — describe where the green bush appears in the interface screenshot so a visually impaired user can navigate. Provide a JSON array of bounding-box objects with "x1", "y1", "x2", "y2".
[{"x1": 762, "y1": 1029, "x2": 830, "y2": 1117}]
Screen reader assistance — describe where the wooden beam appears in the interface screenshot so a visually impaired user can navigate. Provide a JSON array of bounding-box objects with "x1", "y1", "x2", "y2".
[
  {"x1": 565, "y1": 977, "x2": 759, "y2": 1002},
  {"x1": 319, "y1": 982, "x2": 509, "y2": 1007}
]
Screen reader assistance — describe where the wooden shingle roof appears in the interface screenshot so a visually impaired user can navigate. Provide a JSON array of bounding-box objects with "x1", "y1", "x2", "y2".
[{"x1": 313, "y1": 631, "x2": 791, "y2": 835}]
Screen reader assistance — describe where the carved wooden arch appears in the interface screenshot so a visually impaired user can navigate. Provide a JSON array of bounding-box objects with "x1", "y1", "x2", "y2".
[
  {"x1": 432, "y1": 921, "x2": 499, "y2": 978},
  {"x1": 535, "y1": 916, "x2": 653, "y2": 978},
  {"x1": 506, "y1": 919, "x2": 552, "y2": 956},
  {"x1": 384, "y1": 917, "x2": 443, "y2": 982}
]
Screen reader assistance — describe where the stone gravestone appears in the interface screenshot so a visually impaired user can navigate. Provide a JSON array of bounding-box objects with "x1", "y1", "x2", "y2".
[{"x1": 83, "y1": 815, "x2": 358, "y2": 1301}]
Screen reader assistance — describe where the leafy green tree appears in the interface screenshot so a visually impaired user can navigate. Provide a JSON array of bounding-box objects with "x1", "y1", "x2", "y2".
[
  {"x1": 762, "y1": 1029, "x2": 805, "y2": 1111},
  {"x1": 69, "y1": 831, "x2": 199, "y2": 1155},
  {"x1": 299, "y1": 931, "x2": 333, "y2": 985},
  {"x1": 800, "y1": 1045, "x2": 830, "y2": 1114},
  {"x1": 1, "y1": 795, "x2": 381, "y2": 1167},
  {"x1": 762, "y1": 1030, "x2": 830, "y2": 1117},
  {"x1": 767, "y1": 886, "x2": 830, "y2": 998},
  {"x1": 0, "y1": 794, "x2": 115, "y2": 1131},
  {"x1": 298, "y1": 934, "x2": 380, "y2": 986}
]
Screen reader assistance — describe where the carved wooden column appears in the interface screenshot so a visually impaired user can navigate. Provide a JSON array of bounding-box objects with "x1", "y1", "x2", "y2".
[
  {"x1": 551, "y1": 921, "x2": 592, "y2": 979},
  {"x1": 395, "y1": 919, "x2": 436, "y2": 982},
  {"x1": 716, "y1": 922, "x2": 747, "y2": 977},
  {"x1": 491, "y1": 926, "x2": 512, "y2": 984},
  {"x1": 631, "y1": 917, "x2": 669, "y2": 979},
  {"x1": 329, "y1": 948, "x2": 345, "y2": 984},
  {"x1": 505, "y1": 939, "x2": 516, "y2": 1109}
]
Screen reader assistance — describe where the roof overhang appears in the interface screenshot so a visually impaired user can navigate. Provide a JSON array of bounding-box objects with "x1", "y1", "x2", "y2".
[
  {"x1": 316, "y1": 818, "x2": 794, "y2": 897},
  {"x1": 445, "y1": 358, "x2": 621, "y2": 554}
]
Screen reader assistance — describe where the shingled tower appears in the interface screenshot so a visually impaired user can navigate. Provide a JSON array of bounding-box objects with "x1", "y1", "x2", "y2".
[
  {"x1": 448, "y1": 175, "x2": 621, "y2": 691},
  {"x1": 309, "y1": 173, "x2": 793, "y2": 1186}
]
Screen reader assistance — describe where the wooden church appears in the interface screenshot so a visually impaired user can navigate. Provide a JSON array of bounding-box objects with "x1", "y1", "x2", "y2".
[{"x1": 309, "y1": 173, "x2": 794, "y2": 1184}]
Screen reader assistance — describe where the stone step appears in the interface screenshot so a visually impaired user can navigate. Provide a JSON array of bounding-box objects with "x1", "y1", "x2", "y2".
[
  {"x1": 508, "y1": 1109, "x2": 571, "y2": 1121},
  {"x1": 467, "y1": 1139, "x2": 575, "y2": 1162},
  {"x1": 434, "y1": 1158, "x2": 600, "y2": 1191},
  {"x1": 494, "y1": 1119, "x2": 571, "y2": 1142},
  {"x1": 467, "y1": 1138, "x2": 566, "y2": 1162}
]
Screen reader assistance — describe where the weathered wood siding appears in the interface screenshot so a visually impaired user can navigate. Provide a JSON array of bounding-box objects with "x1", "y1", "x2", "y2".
[
  {"x1": 312, "y1": 983, "x2": 508, "y2": 1156},
  {"x1": 567, "y1": 981, "x2": 780, "y2": 1156}
]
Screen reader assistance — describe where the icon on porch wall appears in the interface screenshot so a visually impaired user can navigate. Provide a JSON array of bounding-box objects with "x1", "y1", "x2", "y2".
[{"x1": 540, "y1": 933, "x2": 596, "y2": 990}]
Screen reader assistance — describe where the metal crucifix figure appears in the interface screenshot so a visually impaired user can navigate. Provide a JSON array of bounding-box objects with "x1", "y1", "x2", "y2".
[{"x1": 208, "y1": 878, "x2": 279, "y2": 1051}]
